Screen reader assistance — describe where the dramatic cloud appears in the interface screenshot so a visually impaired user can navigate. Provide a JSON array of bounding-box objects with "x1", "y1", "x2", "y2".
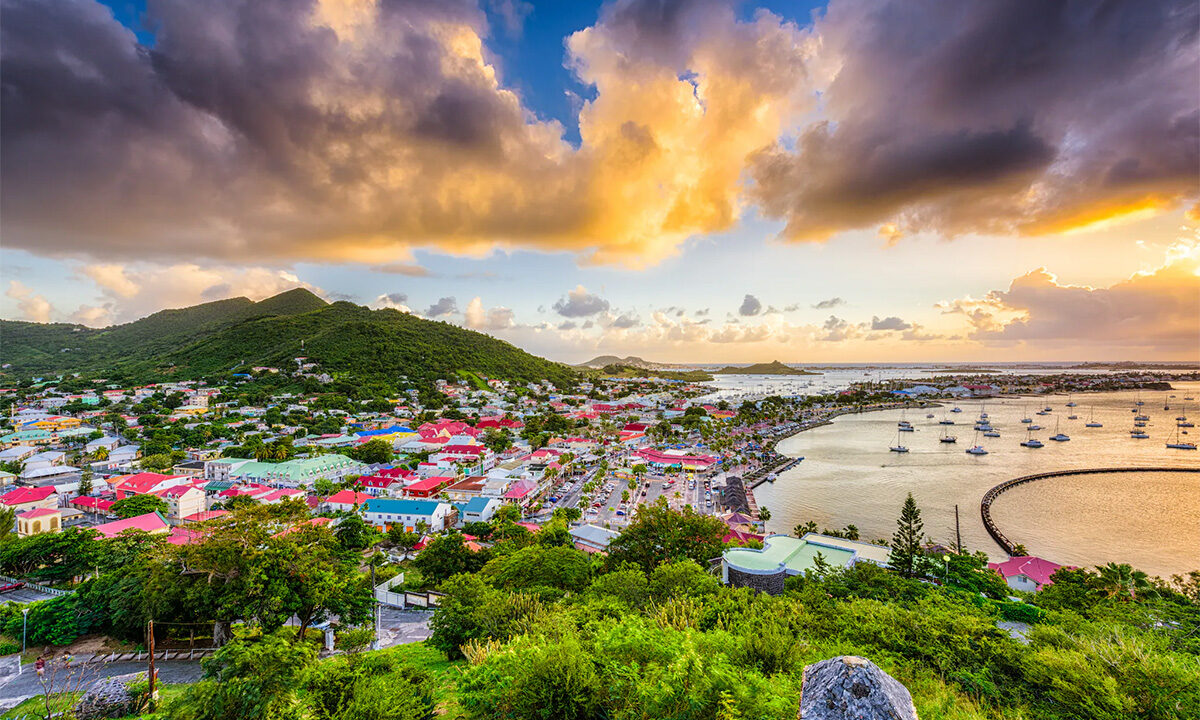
[
  {"x1": 552, "y1": 285, "x2": 610, "y2": 317},
  {"x1": 819, "y1": 315, "x2": 856, "y2": 342},
  {"x1": 610, "y1": 311, "x2": 641, "y2": 329},
  {"x1": 749, "y1": 0, "x2": 1199, "y2": 241},
  {"x1": 464, "y1": 297, "x2": 515, "y2": 331},
  {"x1": 5, "y1": 281, "x2": 52, "y2": 323},
  {"x1": 738, "y1": 294, "x2": 762, "y2": 316},
  {"x1": 942, "y1": 243, "x2": 1200, "y2": 354},
  {"x1": 813, "y1": 297, "x2": 845, "y2": 310},
  {"x1": 870, "y1": 316, "x2": 913, "y2": 331},
  {"x1": 1, "y1": 0, "x2": 809, "y2": 267},
  {"x1": 424, "y1": 297, "x2": 459, "y2": 317},
  {"x1": 375, "y1": 293, "x2": 410, "y2": 312}
]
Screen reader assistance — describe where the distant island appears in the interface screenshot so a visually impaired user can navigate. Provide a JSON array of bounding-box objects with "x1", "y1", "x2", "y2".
[
  {"x1": 714, "y1": 360, "x2": 820, "y2": 375},
  {"x1": 576, "y1": 354, "x2": 671, "y2": 370}
]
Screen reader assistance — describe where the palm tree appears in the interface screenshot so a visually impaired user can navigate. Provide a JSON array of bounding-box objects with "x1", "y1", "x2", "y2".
[{"x1": 1095, "y1": 563, "x2": 1152, "y2": 601}]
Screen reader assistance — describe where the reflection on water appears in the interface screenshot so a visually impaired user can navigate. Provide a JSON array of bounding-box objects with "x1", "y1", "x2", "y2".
[{"x1": 754, "y1": 383, "x2": 1200, "y2": 577}]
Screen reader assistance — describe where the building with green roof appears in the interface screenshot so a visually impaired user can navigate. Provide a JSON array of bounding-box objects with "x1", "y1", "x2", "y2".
[{"x1": 722, "y1": 533, "x2": 891, "y2": 594}]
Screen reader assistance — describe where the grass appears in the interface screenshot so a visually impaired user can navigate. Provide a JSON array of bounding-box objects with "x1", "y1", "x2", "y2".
[{"x1": 0, "y1": 683, "x2": 186, "y2": 719}]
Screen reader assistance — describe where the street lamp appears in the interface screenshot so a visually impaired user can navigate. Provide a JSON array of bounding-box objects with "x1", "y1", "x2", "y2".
[
  {"x1": 20, "y1": 608, "x2": 29, "y2": 674},
  {"x1": 943, "y1": 554, "x2": 950, "y2": 585}
]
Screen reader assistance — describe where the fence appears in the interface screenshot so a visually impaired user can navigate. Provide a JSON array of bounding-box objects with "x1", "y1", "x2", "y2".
[
  {"x1": 373, "y1": 573, "x2": 443, "y2": 609},
  {"x1": 0, "y1": 573, "x2": 73, "y2": 597}
]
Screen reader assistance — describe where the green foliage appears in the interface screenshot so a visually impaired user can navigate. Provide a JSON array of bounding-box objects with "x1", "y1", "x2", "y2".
[
  {"x1": 481, "y1": 544, "x2": 593, "y2": 593},
  {"x1": 110, "y1": 494, "x2": 169, "y2": 519},
  {"x1": 890, "y1": 492, "x2": 927, "y2": 579},
  {"x1": 305, "y1": 652, "x2": 437, "y2": 720},
  {"x1": 606, "y1": 498, "x2": 728, "y2": 573},
  {"x1": 350, "y1": 439, "x2": 394, "y2": 465},
  {"x1": 413, "y1": 533, "x2": 490, "y2": 586},
  {"x1": 167, "y1": 630, "x2": 317, "y2": 720}
]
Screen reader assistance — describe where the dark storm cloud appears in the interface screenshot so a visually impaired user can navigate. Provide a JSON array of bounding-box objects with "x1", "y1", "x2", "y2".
[
  {"x1": 738, "y1": 294, "x2": 761, "y2": 316},
  {"x1": 553, "y1": 286, "x2": 611, "y2": 317},
  {"x1": 870, "y1": 316, "x2": 912, "y2": 331},
  {"x1": 749, "y1": 0, "x2": 1200, "y2": 240},
  {"x1": 424, "y1": 297, "x2": 458, "y2": 317}
]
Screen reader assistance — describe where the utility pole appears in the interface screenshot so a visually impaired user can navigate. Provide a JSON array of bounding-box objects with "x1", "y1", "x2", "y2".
[
  {"x1": 370, "y1": 563, "x2": 380, "y2": 651},
  {"x1": 147, "y1": 620, "x2": 156, "y2": 709},
  {"x1": 954, "y1": 504, "x2": 962, "y2": 554}
]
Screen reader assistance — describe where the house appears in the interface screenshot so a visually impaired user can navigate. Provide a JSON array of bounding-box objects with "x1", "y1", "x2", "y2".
[
  {"x1": 0, "y1": 445, "x2": 38, "y2": 465},
  {"x1": 323, "y1": 490, "x2": 374, "y2": 513},
  {"x1": 454, "y1": 497, "x2": 500, "y2": 525},
  {"x1": 17, "y1": 507, "x2": 62, "y2": 537},
  {"x1": 71, "y1": 496, "x2": 115, "y2": 516},
  {"x1": 154, "y1": 484, "x2": 207, "y2": 521},
  {"x1": 361, "y1": 498, "x2": 454, "y2": 532},
  {"x1": 569, "y1": 524, "x2": 620, "y2": 554},
  {"x1": 111, "y1": 472, "x2": 185, "y2": 499},
  {"x1": 987, "y1": 556, "x2": 1064, "y2": 592},
  {"x1": 401, "y1": 476, "x2": 455, "y2": 499},
  {"x1": 0, "y1": 486, "x2": 59, "y2": 514},
  {"x1": 92, "y1": 511, "x2": 171, "y2": 539},
  {"x1": 433, "y1": 444, "x2": 495, "y2": 471},
  {"x1": 84, "y1": 436, "x2": 122, "y2": 454}
]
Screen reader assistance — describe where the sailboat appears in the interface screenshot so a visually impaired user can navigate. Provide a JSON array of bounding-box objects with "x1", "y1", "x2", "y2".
[
  {"x1": 939, "y1": 414, "x2": 955, "y2": 425},
  {"x1": 1066, "y1": 395, "x2": 1076, "y2": 408},
  {"x1": 1085, "y1": 407, "x2": 1102, "y2": 428},
  {"x1": 983, "y1": 429, "x2": 1000, "y2": 438},
  {"x1": 1020, "y1": 406, "x2": 1032, "y2": 424},
  {"x1": 1129, "y1": 425, "x2": 1149, "y2": 439},
  {"x1": 1163, "y1": 394, "x2": 1170, "y2": 411},
  {"x1": 889, "y1": 430, "x2": 910, "y2": 453},
  {"x1": 897, "y1": 409, "x2": 912, "y2": 428},
  {"x1": 951, "y1": 406, "x2": 962, "y2": 413},
  {"x1": 964, "y1": 430, "x2": 988, "y2": 455},
  {"x1": 939, "y1": 427, "x2": 957, "y2": 443},
  {"x1": 1166, "y1": 426, "x2": 1197, "y2": 450},
  {"x1": 1049, "y1": 419, "x2": 1070, "y2": 442},
  {"x1": 1021, "y1": 429, "x2": 1044, "y2": 448}
]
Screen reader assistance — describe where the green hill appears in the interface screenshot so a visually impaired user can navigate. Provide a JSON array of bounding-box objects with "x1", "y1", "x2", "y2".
[
  {"x1": 714, "y1": 360, "x2": 820, "y2": 375},
  {"x1": 0, "y1": 289, "x2": 575, "y2": 386}
]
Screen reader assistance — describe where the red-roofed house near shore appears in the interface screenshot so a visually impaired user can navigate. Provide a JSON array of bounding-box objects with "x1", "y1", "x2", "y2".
[{"x1": 988, "y1": 556, "x2": 1066, "y2": 593}]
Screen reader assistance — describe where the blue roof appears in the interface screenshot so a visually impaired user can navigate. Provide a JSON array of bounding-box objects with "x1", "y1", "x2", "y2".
[
  {"x1": 355, "y1": 426, "x2": 415, "y2": 437},
  {"x1": 364, "y1": 498, "x2": 440, "y2": 515},
  {"x1": 458, "y1": 497, "x2": 494, "y2": 513}
]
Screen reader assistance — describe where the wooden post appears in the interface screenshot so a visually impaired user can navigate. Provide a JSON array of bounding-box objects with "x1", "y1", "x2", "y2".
[
  {"x1": 147, "y1": 620, "x2": 156, "y2": 709},
  {"x1": 954, "y1": 505, "x2": 962, "y2": 554}
]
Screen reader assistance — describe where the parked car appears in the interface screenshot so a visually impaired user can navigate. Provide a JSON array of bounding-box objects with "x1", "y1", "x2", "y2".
[{"x1": 0, "y1": 582, "x2": 26, "y2": 594}]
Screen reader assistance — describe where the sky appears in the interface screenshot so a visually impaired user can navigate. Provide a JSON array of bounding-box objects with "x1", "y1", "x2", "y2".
[{"x1": 1, "y1": 0, "x2": 1198, "y2": 364}]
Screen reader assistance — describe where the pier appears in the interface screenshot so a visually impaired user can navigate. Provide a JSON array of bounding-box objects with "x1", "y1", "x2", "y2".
[{"x1": 979, "y1": 466, "x2": 1200, "y2": 555}]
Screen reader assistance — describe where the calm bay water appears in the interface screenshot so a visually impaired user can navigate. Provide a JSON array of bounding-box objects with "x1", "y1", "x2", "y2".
[{"x1": 755, "y1": 383, "x2": 1200, "y2": 578}]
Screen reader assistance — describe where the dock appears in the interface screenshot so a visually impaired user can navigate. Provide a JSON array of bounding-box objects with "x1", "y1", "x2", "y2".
[{"x1": 979, "y1": 466, "x2": 1200, "y2": 555}]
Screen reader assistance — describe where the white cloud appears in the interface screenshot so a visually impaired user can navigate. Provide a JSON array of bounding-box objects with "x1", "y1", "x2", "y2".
[{"x1": 5, "y1": 281, "x2": 54, "y2": 323}]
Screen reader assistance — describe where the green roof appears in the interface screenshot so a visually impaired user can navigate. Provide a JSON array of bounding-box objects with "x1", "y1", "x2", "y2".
[{"x1": 724, "y1": 535, "x2": 855, "y2": 574}]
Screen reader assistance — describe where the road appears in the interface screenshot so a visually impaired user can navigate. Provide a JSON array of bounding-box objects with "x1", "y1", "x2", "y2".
[
  {"x1": 0, "y1": 659, "x2": 205, "y2": 704},
  {"x1": 376, "y1": 608, "x2": 432, "y2": 648}
]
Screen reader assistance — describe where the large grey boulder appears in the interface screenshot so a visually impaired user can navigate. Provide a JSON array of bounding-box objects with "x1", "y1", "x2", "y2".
[
  {"x1": 73, "y1": 672, "x2": 145, "y2": 719},
  {"x1": 800, "y1": 656, "x2": 918, "y2": 720}
]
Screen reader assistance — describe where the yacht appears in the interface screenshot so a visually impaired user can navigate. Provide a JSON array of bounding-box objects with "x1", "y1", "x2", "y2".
[
  {"x1": 939, "y1": 416, "x2": 955, "y2": 425},
  {"x1": 1049, "y1": 420, "x2": 1069, "y2": 442},
  {"x1": 898, "y1": 424, "x2": 914, "y2": 432},
  {"x1": 1020, "y1": 407, "x2": 1032, "y2": 424},
  {"x1": 1043, "y1": 406, "x2": 1053, "y2": 413},
  {"x1": 925, "y1": 413, "x2": 935, "y2": 419},
  {"x1": 983, "y1": 430, "x2": 1000, "y2": 438},
  {"x1": 939, "y1": 428, "x2": 957, "y2": 443},
  {"x1": 1028, "y1": 424, "x2": 1043, "y2": 431},
  {"x1": 1021, "y1": 436, "x2": 1044, "y2": 448},
  {"x1": 951, "y1": 406, "x2": 962, "y2": 413},
  {"x1": 1085, "y1": 407, "x2": 1102, "y2": 428},
  {"x1": 1134, "y1": 413, "x2": 1149, "y2": 421},
  {"x1": 1067, "y1": 414, "x2": 1079, "y2": 420},
  {"x1": 1166, "y1": 427, "x2": 1197, "y2": 450},
  {"x1": 1066, "y1": 395, "x2": 1077, "y2": 408},
  {"x1": 1036, "y1": 410, "x2": 1049, "y2": 416},
  {"x1": 1130, "y1": 428, "x2": 1149, "y2": 439},
  {"x1": 965, "y1": 432, "x2": 987, "y2": 454},
  {"x1": 1134, "y1": 421, "x2": 1146, "y2": 428},
  {"x1": 889, "y1": 431, "x2": 909, "y2": 453}
]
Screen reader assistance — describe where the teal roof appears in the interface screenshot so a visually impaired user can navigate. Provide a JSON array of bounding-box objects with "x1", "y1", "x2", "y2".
[
  {"x1": 724, "y1": 535, "x2": 855, "y2": 575},
  {"x1": 364, "y1": 498, "x2": 441, "y2": 515}
]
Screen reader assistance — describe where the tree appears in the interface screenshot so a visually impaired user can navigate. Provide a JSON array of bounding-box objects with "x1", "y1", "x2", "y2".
[
  {"x1": 1095, "y1": 562, "x2": 1153, "y2": 601},
  {"x1": 386, "y1": 526, "x2": 422, "y2": 559},
  {"x1": 77, "y1": 468, "x2": 94, "y2": 496},
  {"x1": 110, "y1": 494, "x2": 169, "y2": 519},
  {"x1": 890, "y1": 493, "x2": 926, "y2": 579},
  {"x1": 481, "y1": 428, "x2": 511, "y2": 454},
  {"x1": 0, "y1": 506, "x2": 15, "y2": 542},
  {"x1": 167, "y1": 630, "x2": 316, "y2": 720},
  {"x1": 413, "y1": 533, "x2": 488, "y2": 586},
  {"x1": 351, "y1": 439, "x2": 393, "y2": 465},
  {"x1": 606, "y1": 498, "x2": 727, "y2": 573},
  {"x1": 793, "y1": 521, "x2": 818, "y2": 537},
  {"x1": 758, "y1": 506, "x2": 771, "y2": 522}
]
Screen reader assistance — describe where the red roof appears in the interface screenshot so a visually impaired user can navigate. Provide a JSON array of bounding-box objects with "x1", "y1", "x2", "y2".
[
  {"x1": 93, "y1": 511, "x2": 170, "y2": 538},
  {"x1": 18, "y1": 507, "x2": 60, "y2": 519},
  {"x1": 325, "y1": 490, "x2": 373, "y2": 506},
  {"x1": 403, "y1": 476, "x2": 453, "y2": 493},
  {"x1": 0, "y1": 486, "x2": 56, "y2": 506},
  {"x1": 182, "y1": 510, "x2": 229, "y2": 522},
  {"x1": 113, "y1": 472, "x2": 182, "y2": 496},
  {"x1": 987, "y1": 556, "x2": 1065, "y2": 587},
  {"x1": 72, "y1": 496, "x2": 114, "y2": 511}
]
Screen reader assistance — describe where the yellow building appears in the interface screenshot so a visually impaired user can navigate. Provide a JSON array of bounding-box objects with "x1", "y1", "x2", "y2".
[{"x1": 17, "y1": 507, "x2": 61, "y2": 537}]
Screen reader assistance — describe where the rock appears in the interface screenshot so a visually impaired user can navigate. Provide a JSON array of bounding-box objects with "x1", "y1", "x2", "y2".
[
  {"x1": 799, "y1": 656, "x2": 918, "y2": 720},
  {"x1": 73, "y1": 672, "x2": 145, "y2": 720}
]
